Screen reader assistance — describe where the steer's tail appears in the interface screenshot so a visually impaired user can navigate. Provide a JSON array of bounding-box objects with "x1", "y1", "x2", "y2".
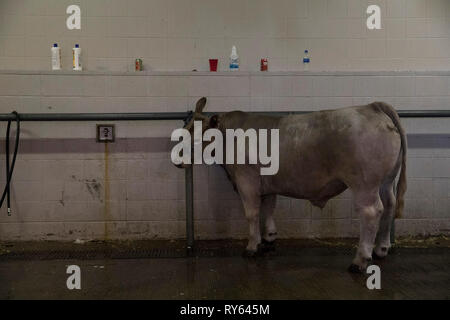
[{"x1": 373, "y1": 102, "x2": 407, "y2": 218}]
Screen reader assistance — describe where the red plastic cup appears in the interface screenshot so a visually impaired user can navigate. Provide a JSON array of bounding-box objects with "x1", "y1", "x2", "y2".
[{"x1": 209, "y1": 59, "x2": 218, "y2": 72}]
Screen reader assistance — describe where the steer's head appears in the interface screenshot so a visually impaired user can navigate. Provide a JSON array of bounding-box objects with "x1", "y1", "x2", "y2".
[{"x1": 173, "y1": 97, "x2": 219, "y2": 168}]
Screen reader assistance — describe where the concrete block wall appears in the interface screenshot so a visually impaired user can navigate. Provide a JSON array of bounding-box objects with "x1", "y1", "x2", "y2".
[
  {"x1": 0, "y1": 70, "x2": 449, "y2": 240},
  {"x1": 0, "y1": 0, "x2": 449, "y2": 71}
]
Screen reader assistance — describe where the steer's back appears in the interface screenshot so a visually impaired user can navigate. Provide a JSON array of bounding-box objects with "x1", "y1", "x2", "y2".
[{"x1": 264, "y1": 103, "x2": 402, "y2": 199}]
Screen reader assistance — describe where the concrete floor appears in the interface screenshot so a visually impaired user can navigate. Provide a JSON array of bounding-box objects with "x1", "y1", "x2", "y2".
[{"x1": 0, "y1": 238, "x2": 449, "y2": 299}]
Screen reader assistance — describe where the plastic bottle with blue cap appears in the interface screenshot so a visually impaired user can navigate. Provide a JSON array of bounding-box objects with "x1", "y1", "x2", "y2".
[
  {"x1": 51, "y1": 43, "x2": 61, "y2": 70},
  {"x1": 72, "y1": 44, "x2": 82, "y2": 71},
  {"x1": 303, "y1": 50, "x2": 310, "y2": 71}
]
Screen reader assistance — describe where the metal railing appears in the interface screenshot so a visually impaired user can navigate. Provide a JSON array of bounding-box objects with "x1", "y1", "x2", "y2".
[
  {"x1": 1, "y1": 109, "x2": 450, "y2": 251},
  {"x1": 1, "y1": 110, "x2": 450, "y2": 122}
]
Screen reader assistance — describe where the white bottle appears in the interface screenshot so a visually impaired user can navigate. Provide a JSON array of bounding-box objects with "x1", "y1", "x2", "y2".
[
  {"x1": 51, "y1": 43, "x2": 61, "y2": 70},
  {"x1": 230, "y1": 45, "x2": 239, "y2": 70},
  {"x1": 72, "y1": 44, "x2": 82, "y2": 71},
  {"x1": 303, "y1": 49, "x2": 310, "y2": 71}
]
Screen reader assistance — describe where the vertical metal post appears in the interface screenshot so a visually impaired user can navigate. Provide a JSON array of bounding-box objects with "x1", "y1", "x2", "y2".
[
  {"x1": 185, "y1": 165, "x2": 194, "y2": 253},
  {"x1": 390, "y1": 218, "x2": 396, "y2": 245}
]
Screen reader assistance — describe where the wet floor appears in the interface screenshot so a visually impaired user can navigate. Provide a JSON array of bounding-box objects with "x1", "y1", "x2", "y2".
[{"x1": 0, "y1": 239, "x2": 448, "y2": 299}]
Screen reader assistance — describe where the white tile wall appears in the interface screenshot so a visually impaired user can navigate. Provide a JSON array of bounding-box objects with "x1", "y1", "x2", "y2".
[{"x1": 0, "y1": 0, "x2": 449, "y2": 71}]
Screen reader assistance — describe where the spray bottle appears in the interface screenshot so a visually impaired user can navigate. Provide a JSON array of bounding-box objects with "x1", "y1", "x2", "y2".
[
  {"x1": 51, "y1": 43, "x2": 61, "y2": 70},
  {"x1": 230, "y1": 45, "x2": 239, "y2": 70}
]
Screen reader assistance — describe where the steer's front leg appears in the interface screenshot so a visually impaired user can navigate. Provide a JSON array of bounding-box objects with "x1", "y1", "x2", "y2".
[
  {"x1": 240, "y1": 193, "x2": 262, "y2": 256},
  {"x1": 231, "y1": 168, "x2": 263, "y2": 256}
]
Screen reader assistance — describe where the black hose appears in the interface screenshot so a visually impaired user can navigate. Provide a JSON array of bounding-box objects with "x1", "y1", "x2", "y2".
[
  {"x1": 1, "y1": 111, "x2": 20, "y2": 215},
  {"x1": 5, "y1": 119, "x2": 10, "y2": 213}
]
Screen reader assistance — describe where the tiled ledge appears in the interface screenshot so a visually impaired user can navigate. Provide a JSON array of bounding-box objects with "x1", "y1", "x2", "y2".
[{"x1": 1, "y1": 70, "x2": 450, "y2": 76}]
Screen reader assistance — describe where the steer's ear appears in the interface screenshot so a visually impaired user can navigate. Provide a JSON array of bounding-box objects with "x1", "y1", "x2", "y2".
[
  {"x1": 195, "y1": 97, "x2": 207, "y2": 113},
  {"x1": 209, "y1": 115, "x2": 219, "y2": 128}
]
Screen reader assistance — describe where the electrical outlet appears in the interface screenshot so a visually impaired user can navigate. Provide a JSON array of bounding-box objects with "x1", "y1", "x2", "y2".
[{"x1": 96, "y1": 124, "x2": 115, "y2": 142}]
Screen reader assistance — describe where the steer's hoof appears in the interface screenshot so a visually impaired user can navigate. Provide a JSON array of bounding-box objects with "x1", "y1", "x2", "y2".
[
  {"x1": 261, "y1": 239, "x2": 276, "y2": 252},
  {"x1": 243, "y1": 249, "x2": 259, "y2": 258},
  {"x1": 372, "y1": 251, "x2": 386, "y2": 260},
  {"x1": 243, "y1": 243, "x2": 268, "y2": 258},
  {"x1": 373, "y1": 247, "x2": 389, "y2": 260},
  {"x1": 372, "y1": 252, "x2": 383, "y2": 260},
  {"x1": 348, "y1": 263, "x2": 364, "y2": 274}
]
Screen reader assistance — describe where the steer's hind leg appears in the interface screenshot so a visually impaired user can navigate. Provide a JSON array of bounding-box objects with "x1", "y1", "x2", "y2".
[
  {"x1": 374, "y1": 181, "x2": 396, "y2": 259},
  {"x1": 261, "y1": 195, "x2": 277, "y2": 250},
  {"x1": 349, "y1": 189, "x2": 384, "y2": 273},
  {"x1": 262, "y1": 195, "x2": 277, "y2": 242}
]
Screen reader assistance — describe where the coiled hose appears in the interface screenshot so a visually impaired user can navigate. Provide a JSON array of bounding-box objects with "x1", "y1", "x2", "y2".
[{"x1": 0, "y1": 111, "x2": 20, "y2": 216}]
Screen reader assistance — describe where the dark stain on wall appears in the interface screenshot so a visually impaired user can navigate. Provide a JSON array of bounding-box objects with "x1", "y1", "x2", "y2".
[{"x1": 85, "y1": 179, "x2": 102, "y2": 201}]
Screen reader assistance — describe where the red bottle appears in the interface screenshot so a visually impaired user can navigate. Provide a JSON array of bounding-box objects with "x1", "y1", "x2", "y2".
[{"x1": 260, "y1": 58, "x2": 268, "y2": 71}]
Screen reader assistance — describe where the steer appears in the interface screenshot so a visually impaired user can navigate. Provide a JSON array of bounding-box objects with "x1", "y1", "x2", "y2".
[{"x1": 176, "y1": 97, "x2": 407, "y2": 273}]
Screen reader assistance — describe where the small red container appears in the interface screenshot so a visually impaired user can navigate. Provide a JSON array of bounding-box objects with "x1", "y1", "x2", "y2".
[
  {"x1": 260, "y1": 58, "x2": 268, "y2": 71},
  {"x1": 209, "y1": 59, "x2": 218, "y2": 72},
  {"x1": 135, "y1": 58, "x2": 143, "y2": 71}
]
